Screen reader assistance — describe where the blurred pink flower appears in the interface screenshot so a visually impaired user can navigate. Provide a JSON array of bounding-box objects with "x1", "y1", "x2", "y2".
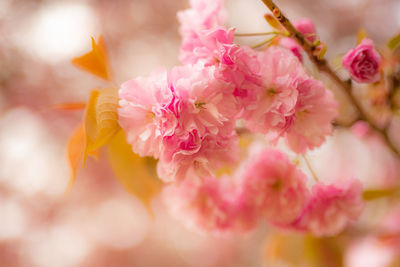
[
  {"x1": 163, "y1": 175, "x2": 254, "y2": 233},
  {"x1": 278, "y1": 18, "x2": 317, "y2": 61},
  {"x1": 285, "y1": 78, "x2": 338, "y2": 153},
  {"x1": 238, "y1": 149, "x2": 310, "y2": 225},
  {"x1": 293, "y1": 18, "x2": 317, "y2": 43},
  {"x1": 178, "y1": 0, "x2": 227, "y2": 64},
  {"x1": 296, "y1": 179, "x2": 364, "y2": 237},
  {"x1": 342, "y1": 38, "x2": 382, "y2": 83},
  {"x1": 279, "y1": 37, "x2": 303, "y2": 62}
]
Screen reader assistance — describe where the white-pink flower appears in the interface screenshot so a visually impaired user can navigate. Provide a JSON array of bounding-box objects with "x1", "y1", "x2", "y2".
[
  {"x1": 244, "y1": 47, "x2": 306, "y2": 134},
  {"x1": 284, "y1": 78, "x2": 338, "y2": 153},
  {"x1": 238, "y1": 149, "x2": 310, "y2": 225},
  {"x1": 295, "y1": 179, "x2": 365, "y2": 237}
]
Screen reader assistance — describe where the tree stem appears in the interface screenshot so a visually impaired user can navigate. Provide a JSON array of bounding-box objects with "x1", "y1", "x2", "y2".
[{"x1": 260, "y1": 0, "x2": 400, "y2": 158}]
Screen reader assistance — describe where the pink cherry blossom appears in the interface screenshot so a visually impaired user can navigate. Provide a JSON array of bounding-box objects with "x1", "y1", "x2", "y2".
[
  {"x1": 342, "y1": 38, "x2": 382, "y2": 83},
  {"x1": 119, "y1": 63, "x2": 240, "y2": 183},
  {"x1": 295, "y1": 179, "x2": 365, "y2": 237},
  {"x1": 238, "y1": 149, "x2": 310, "y2": 225},
  {"x1": 118, "y1": 71, "x2": 172, "y2": 158},
  {"x1": 157, "y1": 130, "x2": 239, "y2": 183},
  {"x1": 155, "y1": 64, "x2": 239, "y2": 182},
  {"x1": 293, "y1": 18, "x2": 317, "y2": 43},
  {"x1": 168, "y1": 64, "x2": 238, "y2": 135},
  {"x1": 244, "y1": 46, "x2": 306, "y2": 134},
  {"x1": 284, "y1": 78, "x2": 338, "y2": 153}
]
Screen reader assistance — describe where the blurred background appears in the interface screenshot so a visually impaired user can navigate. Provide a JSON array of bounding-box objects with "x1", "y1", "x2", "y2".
[{"x1": 1, "y1": 0, "x2": 400, "y2": 266}]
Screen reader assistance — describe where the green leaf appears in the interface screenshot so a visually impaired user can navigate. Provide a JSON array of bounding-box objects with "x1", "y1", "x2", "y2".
[
  {"x1": 356, "y1": 28, "x2": 368, "y2": 45},
  {"x1": 264, "y1": 14, "x2": 284, "y2": 31},
  {"x1": 388, "y1": 33, "x2": 400, "y2": 50}
]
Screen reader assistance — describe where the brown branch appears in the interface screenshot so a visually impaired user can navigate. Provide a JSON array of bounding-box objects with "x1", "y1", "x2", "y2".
[{"x1": 260, "y1": 0, "x2": 400, "y2": 158}]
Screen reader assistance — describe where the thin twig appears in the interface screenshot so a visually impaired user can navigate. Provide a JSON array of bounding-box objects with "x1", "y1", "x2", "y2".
[
  {"x1": 235, "y1": 31, "x2": 288, "y2": 37},
  {"x1": 251, "y1": 38, "x2": 274, "y2": 49},
  {"x1": 260, "y1": 0, "x2": 400, "y2": 158},
  {"x1": 302, "y1": 155, "x2": 319, "y2": 182}
]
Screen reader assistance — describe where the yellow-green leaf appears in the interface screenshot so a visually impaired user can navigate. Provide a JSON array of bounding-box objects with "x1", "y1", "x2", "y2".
[
  {"x1": 388, "y1": 33, "x2": 400, "y2": 50},
  {"x1": 106, "y1": 130, "x2": 162, "y2": 214},
  {"x1": 84, "y1": 88, "x2": 120, "y2": 160},
  {"x1": 71, "y1": 35, "x2": 113, "y2": 81},
  {"x1": 356, "y1": 28, "x2": 368, "y2": 45},
  {"x1": 264, "y1": 14, "x2": 284, "y2": 31},
  {"x1": 362, "y1": 188, "x2": 397, "y2": 200}
]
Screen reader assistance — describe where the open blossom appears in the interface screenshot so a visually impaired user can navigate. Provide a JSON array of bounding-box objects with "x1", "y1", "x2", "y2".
[
  {"x1": 295, "y1": 179, "x2": 365, "y2": 237},
  {"x1": 244, "y1": 46, "x2": 306, "y2": 134},
  {"x1": 238, "y1": 149, "x2": 310, "y2": 225},
  {"x1": 342, "y1": 38, "x2": 382, "y2": 83},
  {"x1": 284, "y1": 78, "x2": 338, "y2": 153},
  {"x1": 118, "y1": 71, "x2": 171, "y2": 158},
  {"x1": 156, "y1": 64, "x2": 239, "y2": 182},
  {"x1": 168, "y1": 64, "x2": 237, "y2": 135}
]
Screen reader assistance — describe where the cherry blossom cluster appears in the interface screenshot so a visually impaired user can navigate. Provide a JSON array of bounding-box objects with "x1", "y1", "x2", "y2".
[
  {"x1": 163, "y1": 148, "x2": 365, "y2": 236},
  {"x1": 118, "y1": 0, "x2": 366, "y2": 236}
]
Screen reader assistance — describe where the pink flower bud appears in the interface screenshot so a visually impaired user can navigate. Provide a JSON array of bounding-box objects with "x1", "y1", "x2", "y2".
[
  {"x1": 294, "y1": 18, "x2": 317, "y2": 43},
  {"x1": 342, "y1": 38, "x2": 382, "y2": 83}
]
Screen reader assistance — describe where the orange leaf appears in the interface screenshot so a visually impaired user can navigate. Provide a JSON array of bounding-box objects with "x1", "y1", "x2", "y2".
[
  {"x1": 50, "y1": 102, "x2": 87, "y2": 111},
  {"x1": 106, "y1": 130, "x2": 162, "y2": 214},
  {"x1": 71, "y1": 35, "x2": 112, "y2": 81},
  {"x1": 66, "y1": 123, "x2": 86, "y2": 192},
  {"x1": 84, "y1": 88, "x2": 120, "y2": 161}
]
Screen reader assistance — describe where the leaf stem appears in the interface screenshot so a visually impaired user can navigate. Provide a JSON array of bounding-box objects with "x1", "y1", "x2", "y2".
[{"x1": 302, "y1": 155, "x2": 319, "y2": 182}]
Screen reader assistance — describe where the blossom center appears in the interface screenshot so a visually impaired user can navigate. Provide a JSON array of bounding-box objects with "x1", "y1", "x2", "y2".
[
  {"x1": 195, "y1": 102, "x2": 206, "y2": 109},
  {"x1": 267, "y1": 88, "x2": 277, "y2": 96}
]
